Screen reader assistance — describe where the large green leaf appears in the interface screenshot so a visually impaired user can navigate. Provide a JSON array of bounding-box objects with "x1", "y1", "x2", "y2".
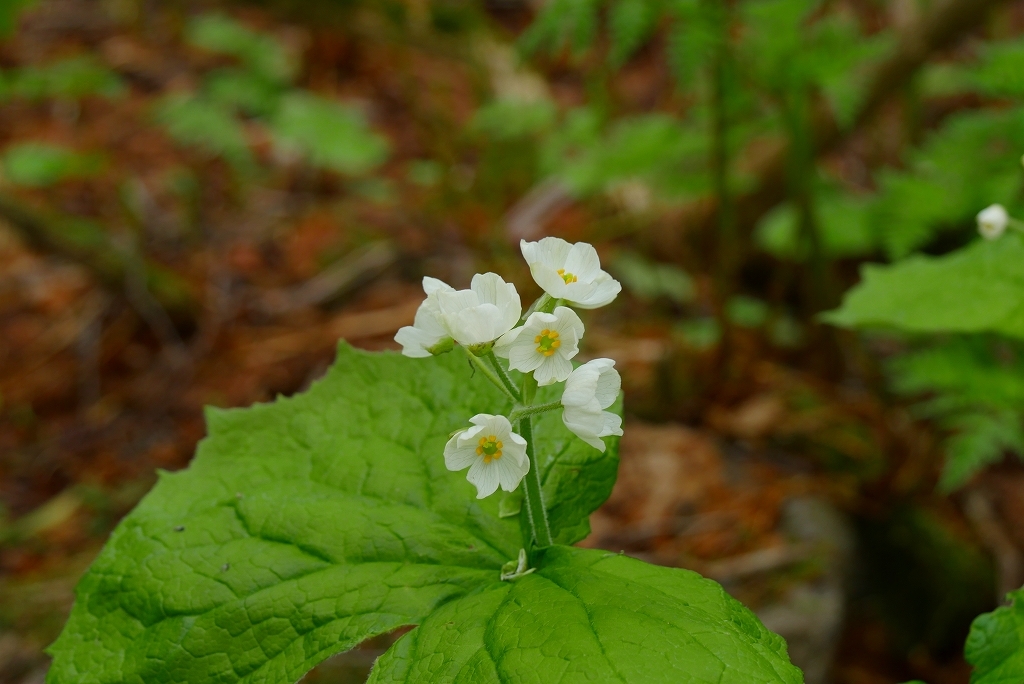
[
  {"x1": 46, "y1": 344, "x2": 618, "y2": 683},
  {"x1": 966, "y1": 586, "x2": 1024, "y2": 684},
  {"x1": 824, "y1": 235, "x2": 1024, "y2": 340},
  {"x1": 369, "y1": 546, "x2": 804, "y2": 684}
]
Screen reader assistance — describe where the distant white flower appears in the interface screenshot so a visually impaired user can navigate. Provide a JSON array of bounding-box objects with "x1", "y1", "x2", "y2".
[
  {"x1": 395, "y1": 277, "x2": 455, "y2": 357},
  {"x1": 521, "y1": 237, "x2": 621, "y2": 309},
  {"x1": 444, "y1": 414, "x2": 529, "y2": 498},
  {"x1": 494, "y1": 306, "x2": 584, "y2": 386},
  {"x1": 561, "y1": 359, "x2": 623, "y2": 452},
  {"x1": 436, "y1": 273, "x2": 522, "y2": 347},
  {"x1": 978, "y1": 204, "x2": 1009, "y2": 240}
]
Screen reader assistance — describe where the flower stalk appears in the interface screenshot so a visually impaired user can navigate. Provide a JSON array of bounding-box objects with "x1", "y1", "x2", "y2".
[{"x1": 517, "y1": 412, "x2": 553, "y2": 549}]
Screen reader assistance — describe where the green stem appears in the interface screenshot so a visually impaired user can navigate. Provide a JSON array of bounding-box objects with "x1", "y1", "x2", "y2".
[
  {"x1": 485, "y1": 352, "x2": 522, "y2": 403},
  {"x1": 509, "y1": 401, "x2": 562, "y2": 423},
  {"x1": 463, "y1": 346, "x2": 517, "y2": 404},
  {"x1": 517, "y1": 414, "x2": 553, "y2": 548}
]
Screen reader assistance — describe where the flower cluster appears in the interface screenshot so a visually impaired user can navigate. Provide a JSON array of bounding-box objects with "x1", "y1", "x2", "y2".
[{"x1": 396, "y1": 237, "x2": 623, "y2": 499}]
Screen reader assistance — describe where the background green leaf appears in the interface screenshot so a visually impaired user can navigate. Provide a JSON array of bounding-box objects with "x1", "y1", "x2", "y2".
[
  {"x1": 824, "y1": 234, "x2": 1024, "y2": 340},
  {"x1": 965, "y1": 586, "x2": 1024, "y2": 684},
  {"x1": 368, "y1": 546, "x2": 803, "y2": 684}
]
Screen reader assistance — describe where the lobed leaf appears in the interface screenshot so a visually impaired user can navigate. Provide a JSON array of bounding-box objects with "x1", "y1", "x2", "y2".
[
  {"x1": 47, "y1": 344, "x2": 618, "y2": 683},
  {"x1": 824, "y1": 234, "x2": 1024, "y2": 340},
  {"x1": 368, "y1": 546, "x2": 804, "y2": 684}
]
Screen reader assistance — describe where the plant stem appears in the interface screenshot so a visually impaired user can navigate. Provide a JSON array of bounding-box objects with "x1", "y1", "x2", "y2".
[
  {"x1": 485, "y1": 351, "x2": 522, "y2": 403},
  {"x1": 517, "y1": 414, "x2": 553, "y2": 549},
  {"x1": 509, "y1": 401, "x2": 562, "y2": 423},
  {"x1": 517, "y1": 373, "x2": 552, "y2": 548},
  {"x1": 463, "y1": 346, "x2": 518, "y2": 404}
]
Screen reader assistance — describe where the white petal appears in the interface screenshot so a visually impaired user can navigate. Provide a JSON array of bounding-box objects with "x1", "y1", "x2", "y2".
[
  {"x1": 573, "y1": 272, "x2": 621, "y2": 309},
  {"x1": 446, "y1": 304, "x2": 503, "y2": 345},
  {"x1": 423, "y1": 276, "x2": 454, "y2": 296},
  {"x1": 564, "y1": 242, "x2": 601, "y2": 281},
  {"x1": 494, "y1": 453, "x2": 529, "y2": 492},
  {"x1": 522, "y1": 237, "x2": 572, "y2": 270},
  {"x1": 600, "y1": 411, "x2": 624, "y2": 438},
  {"x1": 466, "y1": 459, "x2": 501, "y2": 498},
  {"x1": 437, "y1": 289, "x2": 481, "y2": 318},
  {"x1": 535, "y1": 354, "x2": 573, "y2": 386},
  {"x1": 444, "y1": 434, "x2": 479, "y2": 471},
  {"x1": 562, "y1": 364, "x2": 600, "y2": 408},
  {"x1": 552, "y1": 306, "x2": 585, "y2": 341},
  {"x1": 557, "y1": 279, "x2": 599, "y2": 305},
  {"x1": 530, "y1": 263, "x2": 571, "y2": 299},
  {"x1": 508, "y1": 339, "x2": 544, "y2": 373},
  {"x1": 592, "y1": 360, "x2": 621, "y2": 409},
  {"x1": 494, "y1": 326, "x2": 524, "y2": 358},
  {"x1": 394, "y1": 325, "x2": 438, "y2": 358},
  {"x1": 562, "y1": 406, "x2": 607, "y2": 451},
  {"x1": 504, "y1": 432, "x2": 529, "y2": 466}
]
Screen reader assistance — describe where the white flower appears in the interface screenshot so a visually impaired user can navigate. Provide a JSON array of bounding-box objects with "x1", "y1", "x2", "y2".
[
  {"x1": 978, "y1": 204, "x2": 1009, "y2": 240},
  {"x1": 561, "y1": 359, "x2": 623, "y2": 452},
  {"x1": 395, "y1": 277, "x2": 455, "y2": 357},
  {"x1": 521, "y1": 237, "x2": 621, "y2": 309},
  {"x1": 494, "y1": 306, "x2": 584, "y2": 386},
  {"x1": 436, "y1": 273, "x2": 522, "y2": 346},
  {"x1": 444, "y1": 414, "x2": 530, "y2": 499}
]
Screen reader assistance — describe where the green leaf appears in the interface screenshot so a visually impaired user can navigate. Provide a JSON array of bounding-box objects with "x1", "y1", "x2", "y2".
[
  {"x1": 939, "y1": 411, "x2": 1024, "y2": 491},
  {"x1": 0, "y1": 56, "x2": 124, "y2": 101},
  {"x1": 824, "y1": 235, "x2": 1024, "y2": 340},
  {"x1": 47, "y1": 345, "x2": 619, "y2": 683},
  {"x1": 608, "y1": 0, "x2": 659, "y2": 67},
  {"x1": 519, "y1": 0, "x2": 601, "y2": 58},
  {"x1": 470, "y1": 99, "x2": 558, "y2": 141},
  {"x1": 270, "y1": 93, "x2": 389, "y2": 175},
  {"x1": 186, "y1": 14, "x2": 295, "y2": 85},
  {"x1": 966, "y1": 586, "x2": 1024, "y2": 684},
  {"x1": 368, "y1": 546, "x2": 804, "y2": 683},
  {"x1": 2, "y1": 143, "x2": 104, "y2": 187},
  {"x1": 154, "y1": 94, "x2": 254, "y2": 172}
]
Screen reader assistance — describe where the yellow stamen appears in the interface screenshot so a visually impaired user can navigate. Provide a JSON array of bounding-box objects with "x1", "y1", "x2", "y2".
[
  {"x1": 557, "y1": 268, "x2": 578, "y2": 284},
  {"x1": 476, "y1": 435, "x2": 503, "y2": 463},
  {"x1": 534, "y1": 329, "x2": 561, "y2": 357}
]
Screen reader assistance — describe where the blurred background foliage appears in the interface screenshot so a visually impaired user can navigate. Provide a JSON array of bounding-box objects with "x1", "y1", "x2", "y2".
[{"x1": 2, "y1": 1, "x2": 1024, "y2": 683}]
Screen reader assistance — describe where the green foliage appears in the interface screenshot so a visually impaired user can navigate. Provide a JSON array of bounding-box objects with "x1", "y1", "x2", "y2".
[
  {"x1": 756, "y1": 189, "x2": 876, "y2": 260},
  {"x1": 0, "y1": 56, "x2": 124, "y2": 101},
  {"x1": 519, "y1": 0, "x2": 602, "y2": 58},
  {"x1": 0, "y1": 0, "x2": 35, "y2": 37},
  {"x1": 154, "y1": 94, "x2": 255, "y2": 172},
  {"x1": 1, "y1": 143, "x2": 103, "y2": 187},
  {"x1": 966, "y1": 586, "x2": 1024, "y2": 684},
  {"x1": 554, "y1": 113, "x2": 708, "y2": 198},
  {"x1": 611, "y1": 251, "x2": 695, "y2": 304},
  {"x1": 48, "y1": 345, "x2": 615, "y2": 681},
  {"x1": 870, "y1": 110, "x2": 1024, "y2": 258},
  {"x1": 885, "y1": 339, "x2": 1024, "y2": 490},
  {"x1": 368, "y1": 546, "x2": 803, "y2": 684},
  {"x1": 270, "y1": 93, "x2": 389, "y2": 175},
  {"x1": 726, "y1": 295, "x2": 770, "y2": 329},
  {"x1": 470, "y1": 99, "x2": 558, "y2": 141},
  {"x1": 204, "y1": 67, "x2": 283, "y2": 117},
  {"x1": 825, "y1": 234, "x2": 1024, "y2": 340},
  {"x1": 608, "y1": 0, "x2": 660, "y2": 67},
  {"x1": 186, "y1": 14, "x2": 295, "y2": 85}
]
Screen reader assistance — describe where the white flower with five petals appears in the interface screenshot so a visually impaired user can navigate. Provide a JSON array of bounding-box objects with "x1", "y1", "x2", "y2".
[
  {"x1": 395, "y1": 277, "x2": 455, "y2": 358},
  {"x1": 444, "y1": 414, "x2": 530, "y2": 498},
  {"x1": 521, "y1": 237, "x2": 621, "y2": 309},
  {"x1": 494, "y1": 306, "x2": 584, "y2": 386},
  {"x1": 978, "y1": 204, "x2": 1009, "y2": 240},
  {"x1": 436, "y1": 273, "x2": 522, "y2": 346},
  {"x1": 561, "y1": 359, "x2": 623, "y2": 452}
]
